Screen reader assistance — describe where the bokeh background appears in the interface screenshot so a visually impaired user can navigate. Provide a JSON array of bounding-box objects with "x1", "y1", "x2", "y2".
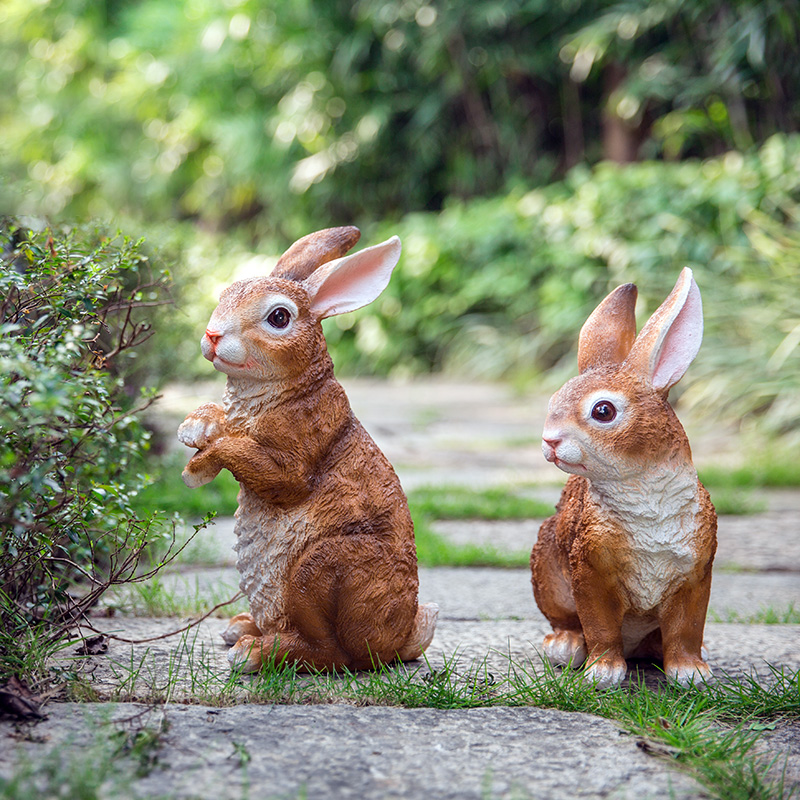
[{"x1": 3, "y1": 0, "x2": 800, "y2": 444}]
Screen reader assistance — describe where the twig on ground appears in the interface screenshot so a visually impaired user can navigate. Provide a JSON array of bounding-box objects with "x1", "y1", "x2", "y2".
[{"x1": 80, "y1": 591, "x2": 244, "y2": 645}]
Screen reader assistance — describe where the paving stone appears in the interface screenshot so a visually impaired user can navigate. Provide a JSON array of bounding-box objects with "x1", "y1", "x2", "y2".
[
  {"x1": 0, "y1": 702, "x2": 705, "y2": 800},
  {"x1": 430, "y1": 506, "x2": 800, "y2": 573},
  {"x1": 5, "y1": 609, "x2": 797, "y2": 798}
]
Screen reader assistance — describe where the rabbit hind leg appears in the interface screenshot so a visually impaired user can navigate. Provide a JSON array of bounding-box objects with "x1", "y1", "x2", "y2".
[
  {"x1": 227, "y1": 630, "x2": 349, "y2": 673},
  {"x1": 543, "y1": 629, "x2": 587, "y2": 667},
  {"x1": 532, "y1": 521, "x2": 586, "y2": 667}
]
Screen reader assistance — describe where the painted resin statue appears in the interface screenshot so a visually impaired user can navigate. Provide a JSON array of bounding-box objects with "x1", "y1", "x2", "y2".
[
  {"x1": 177, "y1": 226, "x2": 438, "y2": 672},
  {"x1": 530, "y1": 268, "x2": 717, "y2": 688}
]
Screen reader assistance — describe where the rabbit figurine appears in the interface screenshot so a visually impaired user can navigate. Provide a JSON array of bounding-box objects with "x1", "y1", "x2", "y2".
[
  {"x1": 177, "y1": 226, "x2": 438, "y2": 672},
  {"x1": 531, "y1": 268, "x2": 717, "y2": 688}
]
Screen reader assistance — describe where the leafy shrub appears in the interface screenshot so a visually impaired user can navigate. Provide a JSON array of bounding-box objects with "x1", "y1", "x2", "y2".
[
  {"x1": 0, "y1": 220, "x2": 194, "y2": 677},
  {"x1": 320, "y1": 135, "x2": 800, "y2": 438},
  {"x1": 3, "y1": 0, "x2": 799, "y2": 229}
]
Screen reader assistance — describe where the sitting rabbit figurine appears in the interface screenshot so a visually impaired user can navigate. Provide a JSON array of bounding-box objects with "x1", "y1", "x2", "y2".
[
  {"x1": 177, "y1": 226, "x2": 438, "y2": 672},
  {"x1": 531, "y1": 268, "x2": 717, "y2": 688}
]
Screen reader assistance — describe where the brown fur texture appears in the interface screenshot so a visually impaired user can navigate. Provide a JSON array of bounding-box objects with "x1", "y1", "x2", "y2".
[
  {"x1": 531, "y1": 270, "x2": 717, "y2": 688},
  {"x1": 178, "y1": 228, "x2": 437, "y2": 672}
]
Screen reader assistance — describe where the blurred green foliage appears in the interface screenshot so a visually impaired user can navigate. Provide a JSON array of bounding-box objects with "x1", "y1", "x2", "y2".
[
  {"x1": 2, "y1": 0, "x2": 799, "y2": 230},
  {"x1": 328, "y1": 136, "x2": 800, "y2": 437},
  {"x1": 114, "y1": 136, "x2": 800, "y2": 440},
  {"x1": 1, "y1": 0, "x2": 799, "y2": 443}
]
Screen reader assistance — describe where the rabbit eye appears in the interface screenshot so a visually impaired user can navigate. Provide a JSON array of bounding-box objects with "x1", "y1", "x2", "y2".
[
  {"x1": 266, "y1": 307, "x2": 291, "y2": 329},
  {"x1": 591, "y1": 401, "x2": 617, "y2": 423}
]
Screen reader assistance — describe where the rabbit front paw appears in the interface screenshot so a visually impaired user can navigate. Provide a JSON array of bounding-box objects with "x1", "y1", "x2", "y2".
[
  {"x1": 177, "y1": 403, "x2": 226, "y2": 450},
  {"x1": 181, "y1": 453, "x2": 221, "y2": 488},
  {"x1": 666, "y1": 658, "x2": 712, "y2": 687},
  {"x1": 584, "y1": 656, "x2": 627, "y2": 689},
  {"x1": 543, "y1": 630, "x2": 587, "y2": 668}
]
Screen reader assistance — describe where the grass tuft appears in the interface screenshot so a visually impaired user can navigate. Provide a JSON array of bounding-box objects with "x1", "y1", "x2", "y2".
[
  {"x1": 706, "y1": 487, "x2": 767, "y2": 515},
  {"x1": 407, "y1": 485, "x2": 553, "y2": 520},
  {"x1": 413, "y1": 517, "x2": 530, "y2": 568},
  {"x1": 37, "y1": 634, "x2": 800, "y2": 800},
  {"x1": 110, "y1": 574, "x2": 246, "y2": 619},
  {"x1": 709, "y1": 604, "x2": 800, "y2": 625},
  {"x1": 699, "y1": 457, "x2": 800, "y2": 489}
]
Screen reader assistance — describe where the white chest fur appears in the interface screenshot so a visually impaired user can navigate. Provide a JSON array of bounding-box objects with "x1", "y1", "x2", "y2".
[
  {"x1": 222, "y1": 380, "x2": 307, "y2": 630},
  {"x1": 233, "y1": 488, "x2": 315, "y2": 629},
  {"x1": 589, "y1": 463, "x2": 701, "y2": 614}
]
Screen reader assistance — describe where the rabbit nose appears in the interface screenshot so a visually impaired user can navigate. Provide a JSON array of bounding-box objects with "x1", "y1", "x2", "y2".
[
  {"x1": 205, "y1": 329, "x2": 223, "y2": 344},
  {"x1": 542, "y1": 436, "x2": 560, "y2": 463}
]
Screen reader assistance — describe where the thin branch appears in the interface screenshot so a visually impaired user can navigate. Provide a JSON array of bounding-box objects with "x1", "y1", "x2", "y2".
[{"x1": 79, "y1": 591, "x2": 245, "y2": 644}]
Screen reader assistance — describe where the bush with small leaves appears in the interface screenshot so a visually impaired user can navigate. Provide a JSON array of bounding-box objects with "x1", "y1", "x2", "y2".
[{"x1": 0, "y1": 220, "x2": 197, "y2": 680}]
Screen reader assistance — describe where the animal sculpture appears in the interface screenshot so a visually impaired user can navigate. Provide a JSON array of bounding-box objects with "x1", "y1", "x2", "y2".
[
  {"x1": 178, "y1": 226, "x2": 438, "y2": 672},
  {"x1": 531, "y1": 268, "x2": 717, "y2": 688}
]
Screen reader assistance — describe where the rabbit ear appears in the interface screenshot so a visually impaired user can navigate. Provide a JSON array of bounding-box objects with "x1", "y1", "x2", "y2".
[
  {"x1": 304, "y1": 236, "x2": 402, "y2": 319},
  {"x1": 577, "y1": 283, "x2": 638, "y2": 373},
  {"x1": 272, "y1": 226, "x2": 362, "y2": 282},
  {"x1": 624, "y1": 267, "x2": 703, "y2": 392}
]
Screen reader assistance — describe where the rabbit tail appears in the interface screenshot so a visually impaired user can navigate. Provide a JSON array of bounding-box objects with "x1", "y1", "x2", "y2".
[{"x1": 396, "y1": 602, "x2": 439, "y2": 661}]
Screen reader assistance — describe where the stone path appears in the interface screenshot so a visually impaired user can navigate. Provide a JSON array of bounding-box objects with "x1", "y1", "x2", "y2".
[{"x1": 2, "y1": 378, "x2": 799, "y2": 799}]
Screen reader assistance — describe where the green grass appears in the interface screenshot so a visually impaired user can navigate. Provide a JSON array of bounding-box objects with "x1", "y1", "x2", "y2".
[
  {"x1": 407, "y1": 484, "x2": 553, "y2": 520},
  {"x1": 706, "y1": 487, "x2": 767, "y2": 515},
  {"x1": 0, "y1": 592, "x2": 83, "y2": 684},
  {"x1": 709, "y1": 604, "x2": 800, "y2": 625},
  {"x1": 132, "y1": 454, "x2": 240, "y2": 518},
  {"x1": 129, "y1": 453, "x2": 787, "y2": 573},
  {"x1": 413, "y1": 517, "x2": 529, "y2": 567},
  {"x1": 109, "y1": 574, "x2": 247, "y2": 619},
  {"x1": 140, "y1": 455, "x2": 795, "y2": 524},
  {"x1": 132, "y1": 452, "x2": 797, "y2": 529},
  {"x1": 0, "y1": 714, "x2": 170, "y2": 800},
  {"x1": 58, "y1": 641, "x2": 800, "y2": 800},
  {"x1": 0, "y1": 704, "x2": 299, "y2": 800},
  {"x1": 699, "y1": 458, "x2": 800, "y2": 489},
  {"x1": 133, "y1": 460, "x2": 555, "y2": 522},
  {"x1": 407, "y1": 484, "x2": 550, "y2": 568}
]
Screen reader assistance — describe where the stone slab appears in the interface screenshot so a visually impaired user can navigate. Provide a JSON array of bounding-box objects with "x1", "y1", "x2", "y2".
[
  {"x1": 431, "y1": 508, "x2": 800, "y2": 573},
  {"x1": 0, "y1": 702, "x2": 705, "y2": 800},
  {"x1": 152, "y1": 563, "x2": 800, "y2": 629}
]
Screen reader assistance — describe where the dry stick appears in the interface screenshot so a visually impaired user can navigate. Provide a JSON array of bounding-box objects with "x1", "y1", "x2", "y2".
[{"x1": 81, "y1": 591, "x2": 244, "y2": 645}]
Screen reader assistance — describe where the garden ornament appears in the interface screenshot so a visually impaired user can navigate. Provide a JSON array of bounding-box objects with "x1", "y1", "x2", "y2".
[
  {"x1": 177, "y1": 226, "x2": 438, "y2": 672},
  {"x1": 530, "y1": 268, "x2": 717, "y2": 688}
]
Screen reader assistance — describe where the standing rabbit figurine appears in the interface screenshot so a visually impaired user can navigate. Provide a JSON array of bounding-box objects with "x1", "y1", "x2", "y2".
[
  {"x1": 531, "y1": 268, "x2": 717, "y2": 688},
  {"x1": 178, "y1": 226, "x2": 438, "y2": 672}
]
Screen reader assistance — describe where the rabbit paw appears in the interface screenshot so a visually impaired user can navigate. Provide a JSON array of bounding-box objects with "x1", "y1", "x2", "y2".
[
  {"x1": 177, "y1": 403, "x2": 226, "y2": 450},
  {"x1": 227, "y1": 634, "x2": 265, "y2": 673},
  {"x1": 666, "y1": 658, "x2": 712, "y2": 687},
  {"x1": 584, "y1": 657, "x2": 627, "y2": 689},
  {"x1": 221, "y1": 613, "x2": 261, "y2": 646},
  {"x1": 543, "y1": 630, "x2": 587, "y2": 668},
  {"x1": 181, "y1": 454, "x2": 221, "y2": 488}
]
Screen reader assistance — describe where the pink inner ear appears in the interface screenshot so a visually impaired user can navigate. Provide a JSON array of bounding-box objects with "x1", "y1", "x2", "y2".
[
  {"x1": 312, "y1": 256, "x2": 387, "y2": 317},
  {"x1": 307, "y1": 237, "x2": 401, "y2": 319},
  {"x1": 651, "y1": 279, "x2": 703, "y2": 390}
]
